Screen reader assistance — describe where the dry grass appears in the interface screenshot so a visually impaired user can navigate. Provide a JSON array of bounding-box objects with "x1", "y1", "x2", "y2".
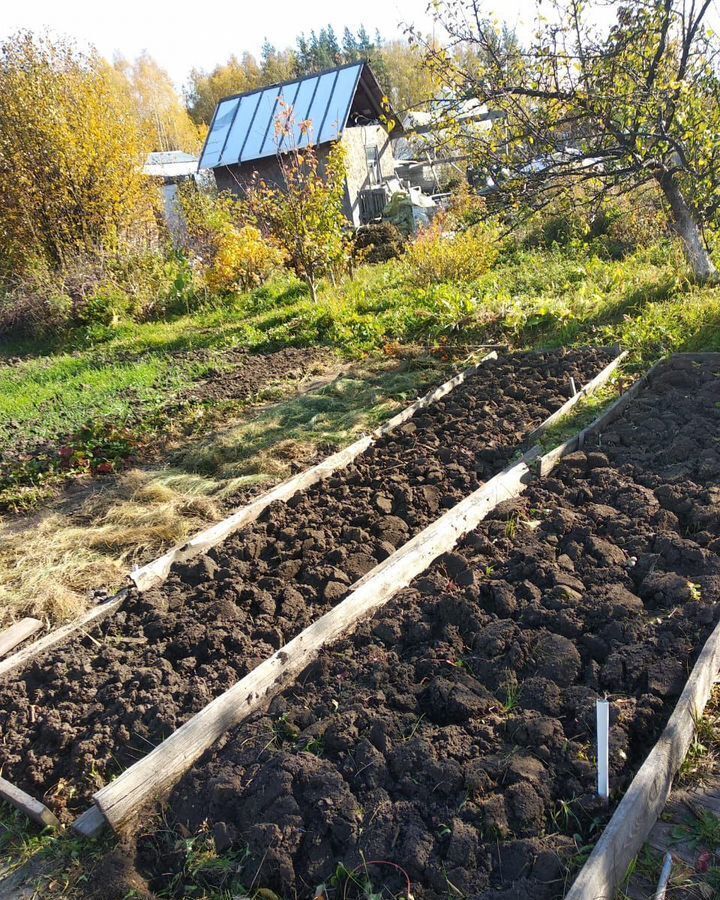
[{"x1": 0, "y1": 471, "x2": 221, "y2": 627}]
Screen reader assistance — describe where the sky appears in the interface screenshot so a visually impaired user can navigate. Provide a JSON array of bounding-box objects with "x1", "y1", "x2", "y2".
[{"x1": 0, "y1": 0, "x2": 446, "y2": 87}]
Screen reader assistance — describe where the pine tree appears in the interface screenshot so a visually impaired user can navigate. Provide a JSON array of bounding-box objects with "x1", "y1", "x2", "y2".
[
  {"x1": 356, "y1": 26, "x2": 372, "y2": 55},
  {"x1": 325, "y1": 25, "x2": 341, "y2": 64},
  {"x1": 342, "y1": 27, "x2": 357, "y2": 62}
]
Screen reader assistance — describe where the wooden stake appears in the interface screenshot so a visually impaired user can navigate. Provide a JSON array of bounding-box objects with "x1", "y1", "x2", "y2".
[
  {"x1": 0, "y1": 777, "x2": 59, "y2": 829},
  {"x1": 0, "y1": 618, "x2": 42, "y2": 658},
  {"x1": 597, "y1": 699, "x2": 610, "y2": 802}
]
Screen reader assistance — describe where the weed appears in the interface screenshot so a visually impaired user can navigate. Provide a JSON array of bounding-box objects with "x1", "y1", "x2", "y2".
[
  {"x1": 672, "y1": 805, "x2": 720, "y2": 850},
  {"x1": 501, "y1": 681, "x2": 520, "y2": 713}
]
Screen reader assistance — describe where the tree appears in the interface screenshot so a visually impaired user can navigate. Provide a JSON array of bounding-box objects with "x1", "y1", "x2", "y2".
[
  {"x1": 378, "y1": 40, "x2": 437, "y2": 114},
  {"x1": 421, "y1": 0, "x2": 720, "y2": 282},
  {"x1": 260, "y1": 40, "x2": 297, "y2": 84},
  {"x1": 185, "y1": 54, "x2": 263, "y2": 125},
  {"x1": 114, "y1": 52, "x2": 200, "y2": 152},
  {"x1": 342, "y1": 27, "x2": 358, "y2": 60},
  {"x1": 0, "y1": 31, "x2": 155, "y2": 274},
  {"x1": 244, "y1": 109, "x2": 349, "y2": 301}
]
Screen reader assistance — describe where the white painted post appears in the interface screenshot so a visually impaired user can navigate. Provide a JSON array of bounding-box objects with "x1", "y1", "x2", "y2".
[
  {"x1": 654, "y1": 851, "x2": 673, "y2": 900},
  {"x1": 597, "y1": 699, "x2": 610, "y2": 801}
]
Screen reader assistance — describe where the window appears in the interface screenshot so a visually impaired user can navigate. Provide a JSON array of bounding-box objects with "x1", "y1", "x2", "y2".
[{"x1": 366, "y1": 145, "x2": 382, "y2": 186}]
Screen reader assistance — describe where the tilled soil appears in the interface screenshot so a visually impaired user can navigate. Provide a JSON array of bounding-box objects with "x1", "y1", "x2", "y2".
[
  {"x1": 173, "y1": 346, "x2": 329, "y2": 406},
  {"x1": 0, "y1": 349, "x2": 614, "y2": 817},
  {"x1": 134, "y1": 355, "x2": 720, "y2": 899}
]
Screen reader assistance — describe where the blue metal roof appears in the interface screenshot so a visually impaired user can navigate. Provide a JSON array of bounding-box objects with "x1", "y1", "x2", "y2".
[{"x1": 199, "y1": 62, "x2": 365, "y2": 170}]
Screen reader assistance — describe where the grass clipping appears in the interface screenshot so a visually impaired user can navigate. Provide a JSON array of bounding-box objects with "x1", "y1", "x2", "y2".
[{"x1": 0, "y1": 472, "x2": 219, "y2": 628}]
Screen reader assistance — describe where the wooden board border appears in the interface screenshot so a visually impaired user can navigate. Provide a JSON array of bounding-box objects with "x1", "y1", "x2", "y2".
[{"x1": 71, "y1": 349, "x2": 628, "y2": 836}]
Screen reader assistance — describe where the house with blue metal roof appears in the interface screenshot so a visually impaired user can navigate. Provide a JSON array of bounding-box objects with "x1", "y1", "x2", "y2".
[{"x1": 198, "y1": 61, "x2": 403, "y2": 226}]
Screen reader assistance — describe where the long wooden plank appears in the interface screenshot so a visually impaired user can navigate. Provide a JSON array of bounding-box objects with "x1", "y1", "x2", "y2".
[
  {"x1": 0, "y1": 354, "x2": 498, "y2": 680},
  {"x1": 0, "y1": 777, "x2": 59, "y2": 829},
  {"x1": 0, "y1": 589, "x2": 130, "y2": 679},
  {"x1": 0, "y1": 618, "x2": 42, "y2": 658},
  {"x1": 75, "y1": 449, "x2": 540, "y2": 836},
  {"x1": 538, "y1": 357, "x2": 666, "y2": 477},
  {"x1": 565, "y1": 615, "x2": 720, "y2": 899}
]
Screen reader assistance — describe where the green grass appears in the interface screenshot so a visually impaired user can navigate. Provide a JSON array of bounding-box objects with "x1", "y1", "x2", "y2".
[{"x1": 3, "y1": 239, "x2": 719, "y2": 476}]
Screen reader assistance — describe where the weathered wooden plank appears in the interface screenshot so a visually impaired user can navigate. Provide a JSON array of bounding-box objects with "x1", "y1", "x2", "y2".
[
  {"x1": 525, "y1": 350, "x2": 627, "y2": 444},
  {"x1": 81, "y1": 449, "x2": 540, "y2": 834},
  {"x1": 74, "y1": 348, "x2": 630, "y2": 835},
  {"x1": 0, "y1": 777, "x2": 59, "y2": 829},
  {"x1": 0, "y1": 590, "x2": 130, "y2": 679},
  {"x1": 539, "y1": 358, "x2": 665, "y2": 478},
  {"x1": 71, "y1": 804, "x2": 106, "y2": 838},
  {"x1": 0, "y1": 618, "x2": 42, "y2": 658},
  {"x1": 565, "y1": 614, "x2": 720, "y2": 899}
]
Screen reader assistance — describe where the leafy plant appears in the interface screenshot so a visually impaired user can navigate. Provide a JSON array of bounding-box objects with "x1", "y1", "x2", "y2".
[
  {"x1": 246, "y1": 105, "x2": 350, "y2": 301},
  {"x1": 401, "y1": 220, "x2": 501, "y2": 286}
]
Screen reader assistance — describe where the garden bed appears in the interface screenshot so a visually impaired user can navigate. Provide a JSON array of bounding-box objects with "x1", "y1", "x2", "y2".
[
  {"x1": 133, "y1": 355, "x2": 720, "y2": 899},
  {"x1": 0, "y1": 349, "x2": 613, "y2": 819}
]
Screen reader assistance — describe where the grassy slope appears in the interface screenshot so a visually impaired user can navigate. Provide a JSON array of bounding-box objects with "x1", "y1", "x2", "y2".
[{"x1": 3, "y1": 239, "x2": 719, "y2": 455}]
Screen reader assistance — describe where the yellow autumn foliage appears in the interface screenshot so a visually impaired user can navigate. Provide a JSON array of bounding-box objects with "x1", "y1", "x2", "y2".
[
  {"x1": 0, "y1": 31, "x2": 157, "y2": 275},
  {"x1": 204, "y1": 225, "x2": 287, "y2": 293},
  {"x1": 402, "y1": 219, "x2": 501, "y2": 285}
]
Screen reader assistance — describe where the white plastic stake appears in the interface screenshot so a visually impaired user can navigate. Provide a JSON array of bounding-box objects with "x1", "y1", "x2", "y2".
[
  {"x1": 597, "y1": 699, "x2": 610, "y2": 801},
  {"x1": 654, "y1": 851, "x2": 673, "y2": 900},
  {"x1": 570, "y1": 376, "x2": 578, "y2": 397}
]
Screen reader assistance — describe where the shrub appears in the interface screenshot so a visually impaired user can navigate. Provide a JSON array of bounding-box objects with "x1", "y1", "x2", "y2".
[
  {"x1": 178, "y1": 187, "x2": 285, "y2": 294},
  {"x1": 0, "y1": 248, "x2": 204, "y2": 338},
  {"x1": 204, "y1": 225, "x2": 287, "y2": 293},
  {"x1": 445, "y1": 182, "x2": 488, "y2": 230},
  {"x1": 245, "y1": 110, "x2": 350, "y2": 301},
  {"x1": 401, "y1": 220, "x2": 501, "y2": 285},
  {"x1": 353, "y1": 223, "x2": 405, "y2": 264}
]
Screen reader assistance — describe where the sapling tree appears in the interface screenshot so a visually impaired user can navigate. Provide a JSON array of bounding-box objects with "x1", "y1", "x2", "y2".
[
  {"x1": 416, "y1": 0, "x2": 720, "y2": 282},
  {"x1": 244, "y1": 105, "x2": 349, "y2": 301}
]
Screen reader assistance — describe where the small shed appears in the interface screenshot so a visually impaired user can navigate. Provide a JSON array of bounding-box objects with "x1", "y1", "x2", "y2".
[
  {"x1": 143, "y1": 151, "x2": 207, "y2": 239},
  {"x1": 198, "y1": 62, "x2": 402, "y2": 227}
]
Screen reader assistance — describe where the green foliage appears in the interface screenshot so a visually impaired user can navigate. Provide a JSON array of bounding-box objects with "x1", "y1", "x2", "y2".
[{"x1": 0, "y1": 249, "x2": 202, "y2": 338}]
